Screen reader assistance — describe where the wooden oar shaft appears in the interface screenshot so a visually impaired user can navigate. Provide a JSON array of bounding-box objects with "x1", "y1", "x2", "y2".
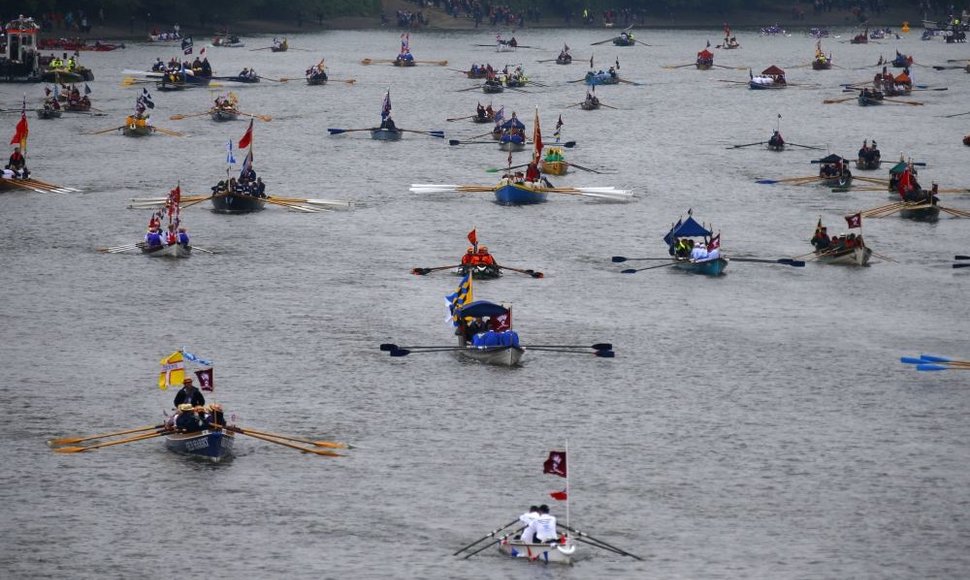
[
  {"x1": 230, "y1": 426, "x2": 348, "y2": 448},
  {"x1": 54, "y1": 430, "x2": 167, "y2": 453},
  {"x1": 48, "y1": 424, "x2": 163, "y2": 446},
  {"x1": 228, "y1": 426, "x2": 342, "y2": 456}
]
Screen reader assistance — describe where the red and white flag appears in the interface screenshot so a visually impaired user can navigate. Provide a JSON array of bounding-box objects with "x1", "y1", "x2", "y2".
[
  {"x1": 195, "y1": 368, "x2": 214, "y2": 392},
  {"x1": 490, "y1": 310, "x2": 511, "y2": 332},
  {"x1": 845, "y1": 213, "x2": 862, "y2": 229},
  {"x1": 549, "y1": 489, "x2": 568, "y2": 501},
  {"x1": 238, "y1": 118, "x2": 254, "y2": 149},
  {"x1": 543, "y1": 450, "x2": 567, "y2": 478},
  {"x1": 707, "y1": 233, "x2": 720, "y2": 251}
]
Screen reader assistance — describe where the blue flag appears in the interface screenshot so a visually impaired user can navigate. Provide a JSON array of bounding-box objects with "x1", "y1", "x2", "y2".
[
  {"x1": 182, "y1": 349, "x2": 213, "y2": 366},
  {"x1": 225, "y1": 140, "x2": 236, "y2": 165}
]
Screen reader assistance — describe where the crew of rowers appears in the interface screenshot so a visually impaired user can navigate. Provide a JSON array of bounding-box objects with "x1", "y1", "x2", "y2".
[
  {"x1": 517, "y1": 505, "x2": 562, "y2": 545},
  {"x1": 236, "y1": 67, "x2": 259, "y2": 80},
  {"x1": 167, "y1": 403, "x2": 225, "y2": 432},
  {"x1": 811, "y1": 227, "x2": 865, "y2": 252},
  {"x1": 813, "y1": 42, "x2": 830, "y2": 65},
  {"x1": 819, "y1": 158, "x2": 851, "y2": 178},
  {"x1": 857, "y1": 140, "x2": 881, "y2": 165},
  {"x1": 722, "y1": 36, "x2": 741, "y2": 48},
  {"x1": 475, "y1": 102, "x2": 495, "y2": 122},
  {"x1": 145, "y1": 222, "x2": 190, "y2": 248},
  {"x1": 460, "y1": 246, "x2": 496, "y2": 267},
  {"x1": 273, "y1": 37, "x2": 287, "y2": 51},
  {"x1": 557, "y1": 46, "x2": 571, "y2": 61},
  {"x1": 584, "y1": 90, "x2": 600, "y2": 107},
  {"x1": 696, "y1": 48, "x2": 714, "y2": 67},
  {"x1": 213, "y1": 92, "x2": 238, "y2": 112},
  {"x1": 212, "y1": 173, "x2": 266, "y2": 198},
  {"x1": 5, "y1": 147, "x2": 29, "y2": 179},
  {"x1": 395, "y1": 50, "x2": 415, "y2": 64},
  {"x1": 468, "y1": 63, "x2": 493, "y2": 77},
  {"x1": 306, "y1": 61, "x2": 328, "y2": 81},
  {"x1": 587, "y1": 67, "x2": 619, "y2": 80},
  {"x1": 483, "y1": 65, "x2": 527, "y2": 87},
  {"x1": 872, "y1": 66, "x2": 912, "y2": 94},
  {"x1": 671, "y1": 238, "x2": 721, "y2": 261},
  {"x1": 152, "y1": 56, "x2": 213, "y2": 80},
  {"x1": 768, "y1": 130, "x2": 785, "y2": 148}
]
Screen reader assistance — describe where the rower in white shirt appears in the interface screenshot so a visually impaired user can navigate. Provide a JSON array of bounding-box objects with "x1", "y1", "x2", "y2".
[
  {"x1": 523, "y1": 504, "x2": 558, "y2": 544},
  {"x1": 690, "y1": 243, "x2": 709, "y2": 261}
]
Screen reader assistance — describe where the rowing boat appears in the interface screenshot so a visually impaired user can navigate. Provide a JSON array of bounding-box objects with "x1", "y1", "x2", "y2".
[
  {"x1": 455, "y1": 264, "x2": 502, "y2": 279},
  {"x1": 210, "y1": 107, "x2": 239, "y2": 122},
  {"x1": 816, "y1": 154, "x2": 853, "y2": 187},
  {"x1": 857, "y1": 90, "x2": 884, "y2": 106},
  {"x1": 122, "y1": 116, "x2": 155, "y2": 137},
  {"x1": 696, "y1": 48, "x2": 714, "y2": 70},
  {"x1": 899, "y1": 201, "x2": 941, "y2": 222},
  {"x1": 494, "y1": 179, "x2": 548, "y2": 205},
  {"x1": 371, "y1": 128, "x2": 402, "y2": 141},
  {"x1": 455, "y1": 300, "x2": 524, "y2": 367},
  {"x1": 141, "y1": 242, "x2": 192, "y2": 258},
  {"x1": 665, "y1": 213, "x2": 728, "y2": 276},
  {"x1": 539, "y1": 147, "x2": 568, "y2": 175},
  {"x1": 498, "y1": 132, "x2": 525, "y2": 151},
  {"x1": 211, "y1": 191, "x2": 266, "y2": 213},
  {"x1": 165, "y1": 429, "x2": 234, "y2": 461},
  {"x1": 749, "y1": 65, "x2": 786, "y2": 89},
  {"x1": 584, "y1": 71, "x2": 619, "y2": 85},
  {"x1": 35, "y1": 107, "x2": 62, "y2": 119}
]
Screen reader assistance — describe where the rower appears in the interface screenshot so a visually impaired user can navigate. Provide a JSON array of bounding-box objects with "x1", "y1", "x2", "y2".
[
  {"x1": 174, "y1": 403, "x2": 205, "y2": 432},
  {"x1": 145, "y1": 227, "x2": 163, "y2": 247},
  {"x1": 523, "y1": 505, "x2": 558, "y2": 544},
  {"x1": 165, "y1": 224, "x2": 178, "y2": 245},
  {"x1": 380, "y1": 115, "x2": 397, "y2": 132},
  {"x1": 461, "y1": 247, "x2": 475, "y2": 265},
  {"x1": 6, "y1": 146, "x2": 28, "y2": 179},
  {"x1": 177, "y1": 227, "x2": 190, "y2": 247},
  {"x1": 517, "y1": 506, "x2": 540, "y2": 535},
  {"x1": 476, "y1": 246, "x2": 496, "y2": 266}
]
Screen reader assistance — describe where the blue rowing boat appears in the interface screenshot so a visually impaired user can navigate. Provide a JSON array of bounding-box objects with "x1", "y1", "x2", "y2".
[
  {"x1": 165, "y1": 429, "x2": 234, "y2": 461},
  {"x1": 494, "y1": 181, "x2": 548, "y2": 205},
  {"x1": 664, "y1": 212, "x2": 728, "y2": 277},
  {"x1": 584, "y1": 71, "x2": 619, "y2": 86}
]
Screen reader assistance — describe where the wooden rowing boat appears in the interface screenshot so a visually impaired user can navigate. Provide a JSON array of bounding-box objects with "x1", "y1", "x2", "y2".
[
  {"x1": 165, "y1": 429, "x2": 234, "y2": 461},
  {"x1": 371, "y1": 128, "x2": 402, "y2": 141},
  {"x1": 122, "y1": 116, "x2": 155, "y2": 137},
  {"x1": 857, "y1": 90, "x2": 884, "y2": 106},
  {"x1": 35, "y1": 107, "x2": 62, "y2": 119},
  {"x1": 455, "y1": 264, "x2": 502, "y2": 279},
  {"x1": 210, "y1": 107, "x2": 239, "y2": 122},
  {"x1": 749, "y1": 65, "x2": 786, "y2": 89},
  {"x1": 579, "y1": 98, "x2": 600, "y2": 110},
  {"x1": 665, "y1": 213, "x2": 728, "y2": 276},
  {"x1": 584, "y1": 71, "x2": 619, "y2": 86},
  {"x1": 211, "y1": 191, "x2": 266, "y2": 213},
  {"x1": 498, "y1": 539, "x2": 576, "y2": 564},
  {"x1": 141, "y1": 242, "x2": 192, "y2": 258},
  {"x1": 493, "y1": 179, "x2": 548, "y2": 205},
  {"x1": 498, "y1": 133, "x2": 525, "y2": 151},
  {"x1": 899, "y1": 201, "x2": 941, "y2": 222}
]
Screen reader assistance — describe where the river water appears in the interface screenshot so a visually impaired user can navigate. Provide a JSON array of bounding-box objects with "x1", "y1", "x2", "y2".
[{"x1": 1, "y1": 26, "x2": 968, "y2": 579}]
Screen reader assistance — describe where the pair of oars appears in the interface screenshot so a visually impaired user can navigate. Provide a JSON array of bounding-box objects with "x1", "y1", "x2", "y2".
[
  {"x1": 170, "y1": 110, "x2": 272, "y2": 122},
  {"x1": 379, "y1": 342, "x2": 613, "y2": 357},
  {"x1": 411, "y1": 263, "x2": 544, "y2": 278},
  {"x1": 614, "y1": 255, "x2": 804, "y2": 272},
  {"x1": 327, "y1": 127, "x2": 444, "y2": 138},
  {"x1": 900, "y1": 354, "x2": 970, "y2": 372}
]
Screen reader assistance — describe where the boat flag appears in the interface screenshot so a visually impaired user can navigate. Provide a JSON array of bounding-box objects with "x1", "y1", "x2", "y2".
[
  {"x1": 553, "y1": 115, "x2": 563, "y2": 142},
  {"x1": 615, "y1": 57, "x2": 620, "y2": 70},
  {"x1": 532, "y1": 107, "x2": 542, "y2": 162},
  {"x1": 543, "y1": 450, "x2": 567, "y2": 478},
  {"x1": 181, "y1": 349, "x2": 212, "y2": 366},
  {"x1": 84, "y1": 83, "x2": 91, "y2": 95},
  {"x1": 550, "y1": 489, "x2": 568, "y2": 501},
  {"x1": 490, "y1": 309, "x2": 511, "y2": 332},
  {"x1": 9, "y1": 95, "x2": 28, "y2": 152},
  {"x1": 381, "y1": 89, "x2": 392, "y2": 120},
  {"x1": 445, "y1": 272, "x2": 473, "y2": 327},
  {"x1": 400, "y1": 32, "x2": 410, "y2": 53},
  {"x1": 707, "y1": 233, "x2": 720, "y2": 251},
  {"x1": 589, "y1": 54, "x2": 594, "y2": 69},
  {"x1": 195, "y1": 368, "x2": 214, "y2": 392},
  {"x1": 139, "y1": 88, "x2": 154, "y2": 109},
  {"x1": 158, "y1": 351, "x2": 185, "y2": 390},
  {"x1": 182, "y1": 36, "x2": 193, "y2": 55},
  {"x1": 467, "y1": 228, "x2": 477, "y2": 248},
  {"x1": 225, "y1": 140, "x2": 236, "y2": 165},
  {"x1": 845, "y1": 213, "x2": 862, "y2": 229},
  {"x1": 493, "y1": 106, "x2": 505, "y2": 126},
  {"x1": 238, "y1": 118, "x2": 254, "y2": 149},
  {"x1": 239, "y1": 149, "x2": 253, "y2": 179},
  {"x1": 199, "y1": 46, "x2": 206, "y2": 57}
]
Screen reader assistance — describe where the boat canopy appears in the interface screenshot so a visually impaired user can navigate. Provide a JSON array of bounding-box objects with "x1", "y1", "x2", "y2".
[
  {"x1": 499, "y1": 117, "x2": 525, "y2": 130},
  {"x1": 698, "y1": 49, "x2": 713, "y2": 58},
  {"x1": 761, "y1": 65, "x2": 785, "y2": 76},
  {"x1": 889, "y1": 161, "x2": 909, "y2": 174},
  {"x1": 457, "y1": 300, "x2": 509, "y2": 318},
  {"x1": 663, "y1": 215, "x2": 711, "y2": 244},
  {"x1": 816, "y1": 153, "x2": 847, "y2": 164}
]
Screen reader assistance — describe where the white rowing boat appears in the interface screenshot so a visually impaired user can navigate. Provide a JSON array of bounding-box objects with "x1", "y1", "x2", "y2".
[{"x1": 498, "y1": 538, "x2": 576, "y2": 564}]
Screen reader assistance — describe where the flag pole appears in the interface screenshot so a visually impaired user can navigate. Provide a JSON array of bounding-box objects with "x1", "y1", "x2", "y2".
[{"x1": 565, "y1": 438, "x2": 570, "y2": 534}]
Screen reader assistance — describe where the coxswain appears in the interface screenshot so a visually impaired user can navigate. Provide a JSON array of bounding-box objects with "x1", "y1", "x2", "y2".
[
  {"x1": 177, "y1": 227, "x2": 190, "y2": 247},
  {"x1": 460, "y1": 247, "x2": 475, "y2": 265},
  {"x1": 509, "y1": 36, "x2": 518, "y2": 48},
  {"x1": 6, "y1": 147, "x2": 28, "y2": 179},
  {"x1": 525, "y1": 160, "x2": 540, "y2": 182},
  {"x1": 174, "y1": 377, "x2": 206, "y2": 407},
  {"x1": 202, "y1": 403, "x2": 226, "y2": 428},
  {"x1": 192, "y1": 56, "x2": 203, "y2": 70},
  {"x1": 768, "y1": 130, "x2": 784, "y2": 147}
]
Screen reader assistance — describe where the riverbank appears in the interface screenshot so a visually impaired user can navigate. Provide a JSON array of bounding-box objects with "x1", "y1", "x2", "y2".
[{"x1": 35, "y1": 2, "x2": 936, "y2": 43}]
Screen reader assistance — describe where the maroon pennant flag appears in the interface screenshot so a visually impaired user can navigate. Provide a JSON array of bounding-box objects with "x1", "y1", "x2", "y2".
[
  {"x1": 845, "y1": 213, "x2": 862, "y2": 229},
  {"x1": 195, "y1": 368, "x2": 214, "y2": 392},
  {"x1": 543, "y1": 450, "x2": 567, "y2": 478}
]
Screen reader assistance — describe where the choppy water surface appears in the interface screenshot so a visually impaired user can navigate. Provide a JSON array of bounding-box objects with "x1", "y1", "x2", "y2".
[{"x1": 1, "y1": 27, "x2": 969, "y2": 579}]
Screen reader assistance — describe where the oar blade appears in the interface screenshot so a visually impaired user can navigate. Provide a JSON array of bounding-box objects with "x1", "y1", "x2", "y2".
[
  {"x1": 611, "y1": 256, "x2": 628, "y2": 262},
  {"x1": 621, "y1": 268, "x2": 638, "y2": 274},
  {"x1": 379, "y1": 343, "x2": 397, "y2": 351},
  {"x1": 919, "y1": 354, "x2": 952, "y2": 363},
  {"x1": 389, "y1": 349, "x2": 410, "y2": 357},
  {"x1": 595, "y1": 350, "x2": 616, "y2": 358},
  {"x1": 916, "y1": 364, "x2": 948, "y2": 372},
  {"x1": 900, "y1": 356, "x2": 927, "y2": 365},
  {"x1": 592, "y1": 343, "x2": 613, "y2": 351},
  {"x1": 53, "y1": 446, "x2": 89, "y2": 453}
]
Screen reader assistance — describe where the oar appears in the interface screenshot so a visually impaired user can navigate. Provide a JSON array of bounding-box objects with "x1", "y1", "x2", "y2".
[
  {"x1": 399, "y1": 128, "x2": 445, "y2": 138},
  {"x1": 496, "y1": 264, "x2": 544, "y2": 278},
  {"x1": 263, "y1": 198, "x2": 324, "y2": 213},
  {"x1": 612, "y1": 256, "x2": 677, "y2": 263},
  {"x1": 463, "y1": 527, "x2": 528, "y2": 559},
  {"x1": 569, "y1": 162, "x2": 605, "y2": 174},
  {"x1": 257, "y1": 75, "x2": 282, "y2": 83},
  {"x1": 787, "y1": 143, "x2": 825, "y2": 150},
  {"x1": 823, "y1": 96, "x2": 855, "y2": 104},
  {"x1": 101, "y1": 244, "x2": 140, "y2": 254},
  {"x1": 169, "y1": 111, "x2": 209, "y2": 120},
  {"x1": 327, "y1": 127, "x2": 377, "y2": 135},
  {"x1": 48, "y1": 424, "x2": 165, "y2": 447},
  {"x1": 380, "y1": 343, "x2": 458, "y2": 351},
  {"x1": 485, "y1": 163, "x2": 530, "y2": 173},
  {"x1": 756, "y1": 176, "x2": 823, "y2": 185},
  {"x1": 527, "y1": 343, "x2": 612, "y2": 350},
  {"x1": 621, "y1": 261, "x2": 679, "y2": 273},
  {"x1": 192, "y1": 246, "x2": 217, "y2": 254},
  {"x1": 154, "y1": 127, "x2": 185, "y2": 137},
  {"x1": 249, "y1": 46, "x2": 275, "y2": 51},
  {"x1": 446, "y1": 114, "x2": 476, "y2": 122},
  {"x1": 727, "y1": 141, "x2": 766, "y2": 149},
  {"x1": 662, "y1": 63, "x2": 695, "y2": 69},
  {"x1": 938, "y1": 111, "x2": 970, "y2": 118},
  {"x1": 237, "y1": 111, "x2": 272, "y2": 122},
  {"x1": 328, "y1": 78, "x2": 357, "y2": 84},
  {"x1": 730, "y1": 257, "x2": 805, "y2": 267},
  {"x1": 524, "y1": 347, "x2": 615, "y2": 357},
  {"x1": 573, "y1": 536, "x2": 630, "y2": 557},
  {"x1": 226, "y1": 425, "x2": 349, "y2": 449},
  {"x1": 454, "y1": 519, "x2": 522, "y2": 555},
  {"x1": 84, "y1": 125, "x2": 125, "y2": 135},
  {"x1": 361, "y1": 58, "x2": 395, "y2": 65},
  {"x1": 53, "y1": 430, "x2": 168, "y2": 453},
  {"x1": 414, "y1": 60, "x2": 448, "y2": 66},
  {"x1": 558, "y1": 524, "x2": 642, "y2": 560},
  {"x1": 448, "y1": 139, "x2": 496, "y2": 146},
  {"x1": 411, "y1": 264, "x2": 460, "y2": 275},
  {"x1": 884, "y1": 98, "x2": 923, "y2": 106},
  {"x1": 955, "y1": 255, "x2": 970, "y2": 260},
  {"x1": 952, "y1": 264, "x2": 970, "y2": 269},
  {"x1": 389, "y1": 348, "x2": 464, "y2": 357},
  {"x1": 228, "y1": 427, "x2": 343, "y2": 456}
]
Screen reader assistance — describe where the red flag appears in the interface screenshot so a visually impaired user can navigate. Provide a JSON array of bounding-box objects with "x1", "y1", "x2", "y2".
[
  {"x1": 200, "y1": 46, "x2": 206, "y2": 57},
  {"x1": 195, "y1": 368, "x2": 214, "y2": 392},
  {"x1": 707, "y1": 233, "x2": 720, "y2": 251},
  {"x1": 897, "y1": 169, "x2": 912, "y2": 198},
  {"x1": 238, "y1": 118, "x2": 254, "y2": 149},
  {"x1": 532, "y1": 107, "x2": 542, "y2": 162},
  {"x1": 543, "y1": 450, "x2": 567, "y2": 478},
  {"x1": 467, "y1": 228, "x2": 477, "y2": 247},
  {"x1": 550, "y1": 490, "x2": 568, "y2": 501},
  {"x1": 9, "y1": 99, "x2": 28, "y2": 151},
  {"x1": 845, "y1": 213, "x2": 862, "y2": 229},
  {"x1": 490, "y1": 310, "x2": 511, "y2": 332},
  {"x1": 170, "y1": 184, "x2": 181, "y2": 205}
]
